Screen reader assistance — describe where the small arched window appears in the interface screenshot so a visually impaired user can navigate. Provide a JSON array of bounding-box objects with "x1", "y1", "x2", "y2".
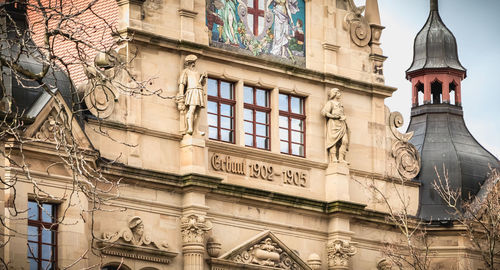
[
  {"x1": 431, "y1": 80, "x2": 442, "y2": 104},
  {"x1": 415, "y1": 81, "x2": 424, "y2": 106},
  {"x1": 449, "y1": 81, "x2": 457, "y2": 105}
]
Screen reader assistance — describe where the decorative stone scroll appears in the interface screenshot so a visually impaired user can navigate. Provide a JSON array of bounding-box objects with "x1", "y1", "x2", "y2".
[
  {"x1": 99, "y1": 216, "x2": 177, "y2": 264},
  {"x1": 326, "y1": 239, "x2": 357, "y2": 269},
  {"x1": 80, "y1": 51, "x2": 119, "y2": 119},
  {"x1": 343, "y1": 0, "x2": 371, "y2": 47},
  {"x1": 388, "y1": 111, "x2": 421, "y2": 180}
]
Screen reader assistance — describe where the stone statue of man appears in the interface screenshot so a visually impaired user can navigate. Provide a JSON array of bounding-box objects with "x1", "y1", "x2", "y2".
[
  {"x1": 177, "y1": 54, "x2": 207, "y2": 135},
  {"x1": 321, "y1": 88, "x2": 349, "y2": 163}
]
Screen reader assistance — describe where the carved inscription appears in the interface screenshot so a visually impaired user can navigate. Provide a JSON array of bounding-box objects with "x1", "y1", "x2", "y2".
[{"x1": 210, "y1": 153, "x2": 308, "y2": 187}]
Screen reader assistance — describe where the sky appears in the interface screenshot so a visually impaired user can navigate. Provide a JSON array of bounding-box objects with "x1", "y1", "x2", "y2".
[{"x1": 367, "y1": 0, "x2": 500, "y2": 159}]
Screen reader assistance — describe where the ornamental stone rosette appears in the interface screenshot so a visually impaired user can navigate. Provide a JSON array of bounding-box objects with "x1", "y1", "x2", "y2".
[{"x1": 327, "y1": 239, "x2": 357, "y2": 269}]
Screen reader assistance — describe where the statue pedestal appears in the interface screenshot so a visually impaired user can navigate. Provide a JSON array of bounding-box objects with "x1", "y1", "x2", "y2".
[
  {"x1": 180, "y1": 135, "x2": 206, "y2": 175},
  {"x1": 325, "y1": 162, "x2": 350, "y2": 202}
]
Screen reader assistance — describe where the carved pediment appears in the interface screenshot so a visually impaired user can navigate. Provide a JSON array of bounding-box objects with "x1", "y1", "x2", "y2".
[
  {"x1": 24, "y1": 92, "x2": 93, "y2": 150},
  {"x1": 209, "y1": 230, "x2": 311, "y2": 270},
  {"x1": 98, "y1": 216, "x2": 178, "y2": 264}
]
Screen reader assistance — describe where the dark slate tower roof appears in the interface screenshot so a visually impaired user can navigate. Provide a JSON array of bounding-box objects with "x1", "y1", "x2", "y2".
[
  {"x1": 406, "y1": 0, "x2": 466, "y2": 76},
  {"x1": 407, "y1": 105, "x2": 499, "y2": 222},
  {"x1": 406, "y1": 0, "x2": 499, "y2": 222}
]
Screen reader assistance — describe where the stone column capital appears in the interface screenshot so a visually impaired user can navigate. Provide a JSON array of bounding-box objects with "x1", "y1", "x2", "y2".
[
  {"x1": 180, "y1": 214, "x2": 212, "y2": 244},
  {"x1": 327, "y1": 239, "x2": 357, "y2": 269}
]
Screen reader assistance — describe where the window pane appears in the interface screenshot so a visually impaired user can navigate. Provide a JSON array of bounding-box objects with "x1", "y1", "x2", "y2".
[
  {"x1": 291, "y1": 131, "x2": 303, "y2": 143},
  {"x1": 41, "y1": 244, "x2": 53, "y2": 260},
  {"x1": 279, "y1": 94, "x2": 288, "y2": 111},
  {"x1": 28, "y1": 242, "x2": 38, "y2": 258},
  {"x1": 209, "y1": 127, "x2": 218, "y2": 139},
  {"x1": 247, "y1": 0, "x2": 254, "y2": 8},
  {"x1": 279, "y1": 128, "x2": 288, "y2": 141},
  {"x1": 220, "y1": 82, "x2": 232, "y2": 99},
  {"x1": 244, "y1": 108, "x2": 253, "y2": 121},
  {"x1": 42, "y1": 229, "x2": 53, "y2": 244},
  {"x1": 256, "y1": 137, "x2": 268, "y2": 149},
  {"x1": 245, "y1": 134, "x2": 254, "y2": 147},
  {"x1": 255, "y1": 111, "x2": 267, "y2": 124},
  {"x1": 28, "y1": 226, "x2": 38, "y2": 242},
  {"x1": 256, "y1": 89, "x2": 267, "y2": 107},
  {"x1": 258, "y1": 16, "x2": 265, "y2": 35},
  {"x1": 220, "y1": 104, "x2": 232, "y2": 117},
  {"x1": 256, "y1": 124, "x2": 267, "y2": 136},
  {"x1": 291, "y1": 118, "x2": 303, "y2": 131},
  {"x1": 207, "y1": 101, "x2": 217, "y2": 114},
  {"x1": 291, "y1": 96, "x2": 303, "y2": 114},
  {"x1": 244, "y1": 86, "x2": 254, "y2": 104},
  {"x1": 41, "y1": 204, "x2": 54, "y2": 223},
  {"x1": 28, "y1": 201, "x2": 39, "y2": 220},
  {"x1": 207, "y1": 78, "x2": 217, "y2": 96},
  {"x1": 244, "y1": 121, "x2": 253, "y2": 134},
  {"x1": 279, "y1": 116, "x2": 288, "y2": 128},
  {"x1": 29, "y1": 258, "x2": 37, "y2": 270},
  {"x1": 280, "y1": 141, "x2": 289, "y2": 153},
  {"x1": 248, "y1": 14, "x2": 254, "y2": 33},
  {"x1": 292, "y1": 143, "x2": 304, "y2": 156},
  {"x1": 41, "y1": 261, "x2": 52, "y2": 270},
  {"x1": 220, "y1": 129, "x2": 233, "y2": 142},
  {"x1": 208, "y1": 114, "x2": 218, "y2": 127},
  {"x1": 220, "y1": 116, "x2": 232, "y2": 129}
]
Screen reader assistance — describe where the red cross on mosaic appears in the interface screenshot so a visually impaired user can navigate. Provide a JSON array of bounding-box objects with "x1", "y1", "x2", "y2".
[{"x1": 247, "y1": 0, "x2": 266, "y2": 36}]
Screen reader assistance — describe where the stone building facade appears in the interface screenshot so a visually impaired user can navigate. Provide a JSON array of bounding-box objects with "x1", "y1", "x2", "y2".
[{"x1": 1, "y1": 0, "x2": 498, "y2": 270}]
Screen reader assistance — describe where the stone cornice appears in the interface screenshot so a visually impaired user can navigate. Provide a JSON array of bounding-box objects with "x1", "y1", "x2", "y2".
[
  {"x1": 118, "y1": 27, "x2": 397, "y2": 98},
  {"x1": 100, "y1": 163, "x2": 395, "y2": 224},
  {"x1": 86, "y1": 117, "x2": 183, "y2": 141}
]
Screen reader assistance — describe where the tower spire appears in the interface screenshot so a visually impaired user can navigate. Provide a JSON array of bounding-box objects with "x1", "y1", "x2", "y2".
[{"x1": 430, "y1": 0, "x2": 438, "y2": 11}]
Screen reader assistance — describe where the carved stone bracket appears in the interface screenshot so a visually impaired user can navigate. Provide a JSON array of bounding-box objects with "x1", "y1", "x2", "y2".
[
  {"x1": 327, "y1": 239, "x2": 357, "y2": 269},
  {"x1": 98, "y1": 216, "x2": 177, "y2": 264},
  {"x1": 180, "y1": 214, "x2": 213, "y2": 244},
  {"x1": 388, "y1": 111, "x2": 421, "y2": 180}
]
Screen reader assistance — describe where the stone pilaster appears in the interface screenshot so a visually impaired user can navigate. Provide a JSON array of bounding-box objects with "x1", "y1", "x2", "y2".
[
  {"x1": 179, "y1": 136, "x2": 207, "y2": 175},
  {"x1": 325, "y1": 162, "x2": 350, "y2": 201},
  {"x1": 178, "y1": 0, "x2": 197, "y2": 42}
]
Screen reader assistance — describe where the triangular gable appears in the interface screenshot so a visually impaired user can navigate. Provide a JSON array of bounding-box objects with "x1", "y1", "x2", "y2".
[
  {"x1": 24, "y1": 91, "x2": 93, "y2": 150},
  {"x1": 210, "y1": 230, "x2": 311, "y2": 270}
]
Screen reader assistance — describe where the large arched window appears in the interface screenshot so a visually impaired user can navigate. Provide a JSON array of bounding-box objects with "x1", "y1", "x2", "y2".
[{"x1": 449, "y1": 81, "x2": 457, "y2": 105}]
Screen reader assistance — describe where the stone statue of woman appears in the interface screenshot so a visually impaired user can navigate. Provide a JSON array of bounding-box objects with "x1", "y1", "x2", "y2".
[{"x1": 321, "y1": 88, "x2": 349, "y2": 163}]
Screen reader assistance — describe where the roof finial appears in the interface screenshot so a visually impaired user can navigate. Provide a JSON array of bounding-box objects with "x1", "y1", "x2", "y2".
[{"x1": 430, "y1": 0, "x2": 438, "y2": 11}]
